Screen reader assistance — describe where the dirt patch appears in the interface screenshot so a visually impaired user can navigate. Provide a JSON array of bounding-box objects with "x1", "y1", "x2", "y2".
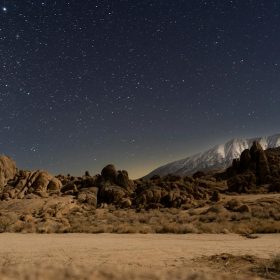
[{"x1": 0, "y1": 234, "x2": 279, "y2": 279}]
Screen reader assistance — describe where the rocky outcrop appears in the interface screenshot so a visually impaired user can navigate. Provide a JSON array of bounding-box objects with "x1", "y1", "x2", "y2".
[
  {"x1": 134, "y1": 175, "x2": 211, "y2": 209},
  {"x1": 224, "y1": 142, "x2": 280, "y2": 193},
  {"x1": 1, "y1": 170, "x2": 62, "y2": 200},
  {"x1": 0, "y1": 155, "x2": 17, "y2": 189}
]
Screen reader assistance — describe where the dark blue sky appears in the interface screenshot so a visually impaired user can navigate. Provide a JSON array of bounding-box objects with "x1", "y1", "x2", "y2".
[{"x1": 0, "y1": 0, "x2": 279, "y2": 178}]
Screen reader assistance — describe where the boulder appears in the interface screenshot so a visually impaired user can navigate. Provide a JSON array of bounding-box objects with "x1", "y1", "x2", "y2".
[
  {"x1": 0, "y1": 155, "x2": 17, "y2": 189},
  {"x1": 101, "y1": 164, "x2": 117, "y2": 182}
]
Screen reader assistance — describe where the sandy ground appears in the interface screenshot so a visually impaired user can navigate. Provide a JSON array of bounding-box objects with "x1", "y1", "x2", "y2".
[{"x1": 0, "y1": 233, "x2": 279, "y2": 279}]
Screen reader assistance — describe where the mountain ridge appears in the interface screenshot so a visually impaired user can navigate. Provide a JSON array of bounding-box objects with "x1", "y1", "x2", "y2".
[{"x1": 145, "y1": 133, "x2": 280, "y2": 178}]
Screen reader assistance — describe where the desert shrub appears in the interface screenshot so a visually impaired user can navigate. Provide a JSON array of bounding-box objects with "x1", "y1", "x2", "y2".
[
  {"x1": 206, "y1": 205, "x2": 222, "y2": 213},
  {"x1": 112, "y1": 224, "x2": 137, "y2": 233},
  {"x1": 199, "y1": 213, "x2": 217, "y2": 223},
  {"x1": 269, "y1": 209, "x2": 280, "y2": 221},
  {"x1": 155, "y1": 223, "x2": 197, "y2": 234},
  {"x1": 258, "y1": 253, "x2": 280, "y2": 278},
  {"x1": 224, "y1": 199, "x2": 242, "y2": 211},
  {"x1": 272, "y1": 254, "x2": 280, "y2": 272},
  {"x1": 253, "y1": 220, "x2": 280, "y2": 233},
  {"x1": 0, "y1": 212, "x2": 18, "y2": 232},
  {"x1": 236, "y1": 204, "x2": 251, "y2": 213},
  {"x1": 251, "y1": 206, "x2": 271, "y2": 219}
]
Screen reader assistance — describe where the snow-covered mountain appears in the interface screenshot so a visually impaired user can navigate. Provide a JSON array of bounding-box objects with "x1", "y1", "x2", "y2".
[{"x1": 145, "y1": 134, "x2": 280, "y2": 178}]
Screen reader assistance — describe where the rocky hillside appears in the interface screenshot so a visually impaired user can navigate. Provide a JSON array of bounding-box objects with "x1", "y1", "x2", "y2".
[{"x1": 146, "y1": 134, "x2": 280, "y2": 178}]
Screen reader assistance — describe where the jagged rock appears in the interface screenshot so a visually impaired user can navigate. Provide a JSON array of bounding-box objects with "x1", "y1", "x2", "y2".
[
  {"x1": 250, "y1": 141, "x2": 263, "y2": 161},
  {"x1": 0, "y1": 155, "x2": 17, "y2": 189},
  {"x1": 256, "y1": 149, "x2": 270, "y2": 184},
  {"x1": 239, "y1": 149, "x2": 251, "y2": 171},
  {"x1": 224, "y1": 142, "x2": 279, "y2": 193}
]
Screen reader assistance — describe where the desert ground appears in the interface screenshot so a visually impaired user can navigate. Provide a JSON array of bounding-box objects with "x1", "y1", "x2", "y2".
[{"x1": 0, "y1": 233, "x2": 279, "y2": 280}]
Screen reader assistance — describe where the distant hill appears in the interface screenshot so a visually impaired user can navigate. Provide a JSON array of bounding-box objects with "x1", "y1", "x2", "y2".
[{"x1": 145, "y1": 134, "x2": 280, "y2": 178}]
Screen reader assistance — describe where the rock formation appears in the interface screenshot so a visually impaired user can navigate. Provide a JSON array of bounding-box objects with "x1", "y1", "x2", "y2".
[
  {"x1": 1, "y1": 170, "x2": 62, "y2": 200},
  {"x1": 224, "y1": 141, "x2": 280, "y2": 193},
  {"x1": 0, "y1": 155, "x2": 17, "y2": 189},
  {"x1": 1, "y1": 142, "x2": 280, "y2": 207}
]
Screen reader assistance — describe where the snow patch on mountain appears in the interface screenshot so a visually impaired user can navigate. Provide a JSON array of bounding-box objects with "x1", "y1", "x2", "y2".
[{"x1": 146, "y1": 134, "x2": 280, "y2": 178}]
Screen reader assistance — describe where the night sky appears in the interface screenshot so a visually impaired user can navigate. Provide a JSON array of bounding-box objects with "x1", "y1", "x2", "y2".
[{"x1": 1, "y1": 1, "x2": 280, "y2": 178}]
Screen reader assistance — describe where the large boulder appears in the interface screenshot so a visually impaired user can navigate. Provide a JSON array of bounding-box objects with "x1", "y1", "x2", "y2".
[
  {"x1": 0, "y1": 155, "x2": 17, "y2": 189},
  {"x1": 101, "y1": 164, "x2": 117, "y2": 182}
]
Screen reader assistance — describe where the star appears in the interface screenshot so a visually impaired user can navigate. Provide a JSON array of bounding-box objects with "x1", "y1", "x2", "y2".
[{"x1": 2, "y1": 7, "x2": 7, "y2": 12}]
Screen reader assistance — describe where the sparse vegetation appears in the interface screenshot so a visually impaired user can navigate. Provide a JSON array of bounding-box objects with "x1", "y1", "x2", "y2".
[
  {"x1": 0, "y1": 194, "x2": 279, "y2": 234},
  {"x1": 256, "y1": 254, "x2": 280, "y2": 279}
]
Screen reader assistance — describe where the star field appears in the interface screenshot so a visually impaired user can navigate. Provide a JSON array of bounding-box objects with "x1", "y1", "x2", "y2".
[{"x1": 1, "y1": 0, "x2": 280, "y2": 178}]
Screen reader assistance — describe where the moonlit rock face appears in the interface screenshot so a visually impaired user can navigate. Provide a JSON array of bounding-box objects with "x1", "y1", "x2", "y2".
[
  {"x1": 0, "y1": 155, "x2": 17, "y2": 188},
  {"x1": 146, "y1": 133, "x2": 280, "y2": 177}
]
